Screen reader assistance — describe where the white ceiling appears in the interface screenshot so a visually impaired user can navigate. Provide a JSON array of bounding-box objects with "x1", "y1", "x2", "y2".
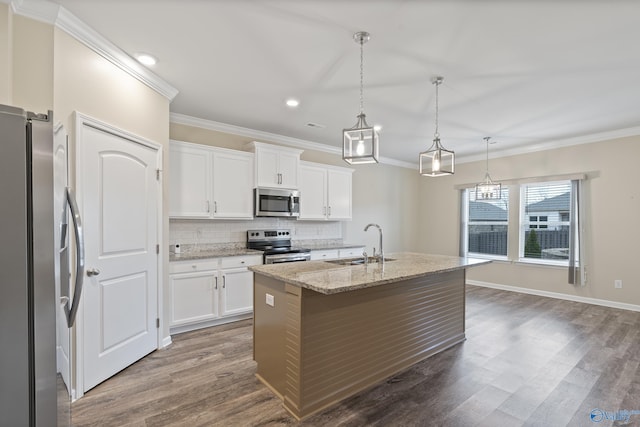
[{"x1": 51, "y1": 0, "x2": 640, "y2": 164}]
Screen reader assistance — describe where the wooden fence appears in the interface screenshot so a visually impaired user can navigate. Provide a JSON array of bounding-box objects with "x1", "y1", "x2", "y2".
[{"x1": 468, "y1": 229, "x2": 569, "y2": 257}]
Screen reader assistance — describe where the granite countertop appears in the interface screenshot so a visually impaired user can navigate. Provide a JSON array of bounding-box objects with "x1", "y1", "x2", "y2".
[
  {"x1": 170, "y1": 248, "x2": 263, "y2": 262},
  {"x1": 249, "y1": 252, "x2": 491, "y2": 295}
]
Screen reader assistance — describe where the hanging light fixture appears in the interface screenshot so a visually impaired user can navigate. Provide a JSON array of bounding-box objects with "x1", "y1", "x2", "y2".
[
  {"x1": 475, "y1": 136, "x2": 502, "y2": 199},
  {"x1": 343, "y1": 31, "x2": 379, "y2": 164},
  {"x1": 419, "y1": 76, "x2": 454, "y2": 176}
]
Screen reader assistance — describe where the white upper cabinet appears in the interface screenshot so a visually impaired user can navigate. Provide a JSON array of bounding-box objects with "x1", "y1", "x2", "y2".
[
  {"x1": 299, "y1": 164, "x2": 328, "y2": 220},
  {"x1": 169, "y1": 142, "x2": 211, "y2": 218},
  {"x1": 299, "y1": 161, "x2": 353, "y2": 221},
  {"x1": 212, "y1": 150, "x2": 253, "y2": 218},
  {"x1": 169, "y1": 140, "x2": 253, "y2": 219},
  {"x1": 251, "y1": 142, "x2": 302, "y2": 189},
  {"x1": 327, "y1": 168, "x2": 353, "y2": 220}
]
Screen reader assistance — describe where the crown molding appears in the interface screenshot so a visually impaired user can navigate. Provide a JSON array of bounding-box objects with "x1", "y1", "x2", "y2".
[
  {"x1": 171, "y1": 112, "x2": 640, "y2": 170},
  {"x1": 170, "y1": 112, "x2": 417, "y2": 170},
  {"x1": 457, "y1": 126, "x2": 640, "y2": 164},
  {"x1": 9, "y1": 0, "x2": 178, "y2": 101}
]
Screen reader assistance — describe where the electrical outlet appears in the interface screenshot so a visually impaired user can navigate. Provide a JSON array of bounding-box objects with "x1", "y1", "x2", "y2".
[
  {"x1": 614, "y1": 280, "x2": 623, "y2": 289},
  {"x1": 266, "y1": 293, "x2": 275, "y2": 307}
]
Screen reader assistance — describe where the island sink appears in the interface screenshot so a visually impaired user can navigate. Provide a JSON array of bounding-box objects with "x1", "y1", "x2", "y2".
[{"x1": 325, "y1": 256, "x2": 395, "y2": 266}]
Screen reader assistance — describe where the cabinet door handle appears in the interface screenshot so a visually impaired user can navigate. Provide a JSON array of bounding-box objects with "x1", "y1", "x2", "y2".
[
  {"x1": 214, "y1": 201, "x2": 218, "y2": 213},
  {"x1": 328, "y1": 206, "x2": 331, "y2": 216},
  {"x1": 222, "y1": 275, "x2": 226, "y2": 288},
  {"x1": 214, "y1": 276, "x2": 218, "y2": 290},
  {"x1": 206, "y1": 200, "x2": 210, "y2": 213}
]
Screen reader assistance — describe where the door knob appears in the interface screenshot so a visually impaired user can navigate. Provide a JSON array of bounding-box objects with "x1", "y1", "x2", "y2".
[{"x1": 87, "y1": 268, "x2": 101, "y2": 277}]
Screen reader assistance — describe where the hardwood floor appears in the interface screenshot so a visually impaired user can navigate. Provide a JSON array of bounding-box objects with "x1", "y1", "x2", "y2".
[{"x1": 71, "y1": 285, "x2": 640, "y2": 426}]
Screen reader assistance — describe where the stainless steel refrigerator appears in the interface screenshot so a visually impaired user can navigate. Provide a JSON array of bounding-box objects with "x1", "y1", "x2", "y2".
[{"x1": 0, "y1": 104, "x2": 84, "y2": 426}]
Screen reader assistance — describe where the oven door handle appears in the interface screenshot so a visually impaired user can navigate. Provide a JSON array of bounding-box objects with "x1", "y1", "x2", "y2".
[{"x1": 266, "y1": 255, "x2": 310, "y2": 264}]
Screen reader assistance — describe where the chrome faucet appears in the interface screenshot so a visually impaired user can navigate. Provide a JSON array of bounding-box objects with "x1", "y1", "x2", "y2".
[{"x1": 364, "y1": 223, "x2": 384, "y2": 268}]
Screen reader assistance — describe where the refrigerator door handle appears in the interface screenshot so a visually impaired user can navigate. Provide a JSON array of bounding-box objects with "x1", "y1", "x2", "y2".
[{"x1": 64, "y1": 187, "x2": 85, "y2": 327}]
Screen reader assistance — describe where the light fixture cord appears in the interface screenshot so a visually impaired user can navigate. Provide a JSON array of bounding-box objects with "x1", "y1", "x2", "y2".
[
  {"x1": 485, "y1": 137, "x2": 490, "y2": 174},
  {"x1": 359, "y1": 36, "x2": 364, "y2": 115},
  {"x1": 436, "y1": 81, "x2": 440, "y2": 138}
]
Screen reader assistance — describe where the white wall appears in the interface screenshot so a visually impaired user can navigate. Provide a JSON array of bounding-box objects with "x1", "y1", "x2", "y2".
[
  {"x1": 0, "y1": 3, "x2": 12, "y2": 104},
  {"x1": 344, "y1": 162, "x2": 421, "y2": 254},
  {"x1": 418, "y1": 136, "x2": 640, "y2": 306},
  {"x1": 52, "y1": 27, "x2": 171, "y2": 341}
]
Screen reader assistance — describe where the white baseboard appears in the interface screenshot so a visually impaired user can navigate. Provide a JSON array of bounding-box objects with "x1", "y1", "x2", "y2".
[
  {"x1": 161, "y1": 335, "x2": 173, "y2": 349},
  {"x1": 169, "y1": 313, "x2": 253, "y2": 336},
  {"x1": 467, "y1": 280, "x2": 640, "y2": 313}
]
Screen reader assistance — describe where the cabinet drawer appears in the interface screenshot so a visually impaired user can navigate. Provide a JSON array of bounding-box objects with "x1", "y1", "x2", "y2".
[
  {"x1": 220, "y1": 254, "x2": 263, "y2": 269},
  {"x1": 339, "y1": 247, "x2": 365, "y2": 258},
  {"x1": 170, "y1": 259, "x2": 219, "y2": 274},
  {"x1": 310, "y1": 249, "x2": 340, "y2": 261}
]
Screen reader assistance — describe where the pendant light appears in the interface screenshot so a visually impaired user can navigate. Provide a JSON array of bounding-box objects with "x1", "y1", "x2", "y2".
[
  {"x1": 343, "y1": 31, "x2": 379, "y2": 164},
  {"x1": 475, "y1": 136, "x2": 502, "y2": 199},
  {"x1": 419, "y1": 76, "x2": 454, "y2": 176}
]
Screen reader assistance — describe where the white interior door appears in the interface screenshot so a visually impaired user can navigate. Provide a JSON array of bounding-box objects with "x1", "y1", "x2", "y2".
[{"x1": 78, "y1": 117, "x2": 160, "y2": 392}]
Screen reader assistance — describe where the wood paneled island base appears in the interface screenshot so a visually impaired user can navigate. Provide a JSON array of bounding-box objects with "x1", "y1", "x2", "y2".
[{"x1": 252, "y1": 254, "x2": 487, "y2": 420}]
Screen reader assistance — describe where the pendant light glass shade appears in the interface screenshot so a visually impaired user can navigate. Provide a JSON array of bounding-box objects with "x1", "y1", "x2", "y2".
[
  {"x1": 475, "y1": 137, "x2": 501, "y2": 199},
  {"x1": 343, "y1": 31, "x2": 379, "y2": 165},
  {"x1": 343, "y1": 113, "x2": 379, "y2": 164},
  {"x1": 419, "y1": 76, "x2": 454, "y2": 176},
  {"x1": 419, "y1": 137, "x2": 455, "y2": 176}
]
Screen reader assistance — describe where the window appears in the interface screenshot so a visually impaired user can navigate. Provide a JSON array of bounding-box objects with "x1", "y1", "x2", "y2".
[
  {"x1": 520, "y1": 181, "x2": 572, "y2": 263},
  {"x1": 460, "y1": 176, "x2": 583, "y2": 284},
  {"x1": 462, "y1": 186, "x2": 509, "y2": 258}
]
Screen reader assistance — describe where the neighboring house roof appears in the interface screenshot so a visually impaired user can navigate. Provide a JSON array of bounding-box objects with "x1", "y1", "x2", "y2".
[
  {"x1": 527, "y1": 192, "x2": 570, "y2": 213},
  {"x1": 469, "y1": 201, "x2": 508, "y2": 221}
]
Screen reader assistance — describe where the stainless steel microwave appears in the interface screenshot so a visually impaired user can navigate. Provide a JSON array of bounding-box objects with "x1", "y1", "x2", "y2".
[{"x1": 254, "y1": 188, "x2": 300, "y2": 217}]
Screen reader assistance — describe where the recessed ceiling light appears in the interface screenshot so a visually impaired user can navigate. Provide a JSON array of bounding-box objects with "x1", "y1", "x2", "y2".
[
  {"x1": 135, "y1": 53, "x2": 157, "y2": 66},
  {"x1": 286, "y1": 99, "x2": 300, "y2": 108}
]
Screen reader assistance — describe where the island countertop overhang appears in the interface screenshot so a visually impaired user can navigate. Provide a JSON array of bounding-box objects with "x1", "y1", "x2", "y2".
[{"x1": 249, "y1": 252, "x2": 491, "y2": 295}]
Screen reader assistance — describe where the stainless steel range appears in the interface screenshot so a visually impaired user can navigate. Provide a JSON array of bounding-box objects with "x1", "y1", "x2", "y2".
[{"x1": 247, "y1": 229, "x2": 311, "y2": 264}]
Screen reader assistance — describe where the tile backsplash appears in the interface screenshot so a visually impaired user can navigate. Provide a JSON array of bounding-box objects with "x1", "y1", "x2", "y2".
[{"x1": 170, "y1": 218, "x2": 342, "y2": 247}]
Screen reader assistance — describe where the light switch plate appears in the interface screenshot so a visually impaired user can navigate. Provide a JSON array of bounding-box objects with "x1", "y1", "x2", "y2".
[{"x1": 266, "y1": 293, "x2": 275, "y2": 307}]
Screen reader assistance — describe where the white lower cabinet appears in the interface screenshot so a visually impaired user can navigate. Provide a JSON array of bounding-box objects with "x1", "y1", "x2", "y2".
[
  {"x1": 220, "y1": 268, "x2": 254, "y2": 316},
  {"x1": 310, "y1": 247, "x2": 366, "y2": 261},
  {"x1": 310, "y1": 249, "x2": 340, "y2": 260},
  {"x1": 169, "y1": 254, "x2": 262, "y2": 333},
  {"x1": 170, "y1": 271, "x2": 219, "y2": 325},
  {"x1": 339, "y1": 247, "x2": 366, "y2": 258}
]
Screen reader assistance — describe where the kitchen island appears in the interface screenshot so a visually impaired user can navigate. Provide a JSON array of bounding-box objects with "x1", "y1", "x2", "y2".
[{"x1": 250, "y1": 252, "x2": 490, "y2": 420}]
